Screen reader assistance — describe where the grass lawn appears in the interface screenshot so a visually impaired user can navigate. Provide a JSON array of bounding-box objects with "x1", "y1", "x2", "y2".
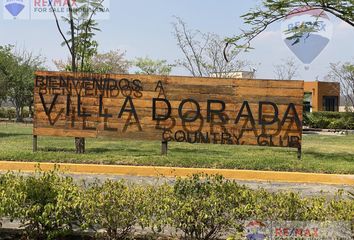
[{"x1": 0, "y1": 123, "x2": 353, "y2": 174}]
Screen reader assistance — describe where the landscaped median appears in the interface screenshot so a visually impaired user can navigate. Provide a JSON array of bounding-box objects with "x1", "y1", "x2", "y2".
[
  {"x1": 1, "y1": 123, "x2": 354, "y2": 174},
  {"x1": 0, "y1": 171, "x2": 353, "y2": 240},
  {"x1": 0, "y1": 123, "x2": 353, "y2": 239}
]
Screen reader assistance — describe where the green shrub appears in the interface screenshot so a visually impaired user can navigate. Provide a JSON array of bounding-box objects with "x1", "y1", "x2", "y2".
[
  {"x1": 170, "y1": 174, "x2": 245, "y2": 240},
  {"x1": 301, "y1": 196, "x2": 328, "y2": 221},
  {"x1": 22, "y1": 107, "x2": 30, "y2": 118},
  {"x1": 0, "y1": 173, "x2": 27, "y2": 223},
  {"x1": 4, "y1": 170, "x2": 83, "y2": 240},
  {"x1": 0, "y1": 107, "x2": 6, "y2": 118},
  {"x1": 313, "y1": 112, "x2": 343, "y2": 119},
  {"x1": 253, "y1": 190, "x2": 320, "y2": 221},
  {"x1": 81, "y1": 180, "x2": 146, "y2": 240},
  {"x1": 0, "y1": 172, "x2": 353, "y2": 239},
  {"x1": 0, "y1": 107, "x2": 17, "y2": 119},
  {"x1": 307, "y1": 114, "x2": 332, "y2": 129},
  {"x1": 6, "y1": 108, "x2": 16, "y2": 120},
  {"x1": 304, "y1": 112, "x2": 354, "y2": 129},
  {"x1": 140, "y1": 183, "x2": 174, "y2": 235},
  {"x1": 327, "y1": 192, "x2": 354, "y2": 221},
  {"x1": 0, "y1": 107, "x2": 31, "y2": 119},
  {"x1": 328, "y1": 117, "x2": 354, "y2": 129}
]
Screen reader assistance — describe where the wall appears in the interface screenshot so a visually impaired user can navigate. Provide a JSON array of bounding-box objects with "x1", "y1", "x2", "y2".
[{"x1": 33, "y1": 71, "x2": 304, "y2": 149}]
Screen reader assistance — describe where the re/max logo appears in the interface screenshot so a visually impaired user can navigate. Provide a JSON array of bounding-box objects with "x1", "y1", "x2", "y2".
[
  {"x1": 288, "y1": 21, "x2": 327, "y2": 32},
  {"x1": 33, "y1": 0, "x2": 77, "y2": 7},
  {"x1": 275, "y1": 227, "x2": 319, "y2": 238}
]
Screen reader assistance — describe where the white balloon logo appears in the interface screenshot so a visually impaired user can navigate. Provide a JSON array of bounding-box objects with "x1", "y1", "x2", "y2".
[{"x1": 281, "y1": 7, "x2": 333, "y2": 67}]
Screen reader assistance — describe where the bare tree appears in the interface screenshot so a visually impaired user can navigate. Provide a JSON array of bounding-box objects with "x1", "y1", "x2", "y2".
[
  {"x1": 172, "y1": 17, "x2": 249, "y2": 78},
  {"x1": 205, "y1": 34, "x2": 250, "y2": 78},
  {"x1": 273, "y1": 58, "x2": 300, "y2": 80},
  {"x1": 327, "y1": 62, "x2": 354, "y2": 111},
  {"x1": 54, "y1": 50, "x2": 130, "y2": 74}
]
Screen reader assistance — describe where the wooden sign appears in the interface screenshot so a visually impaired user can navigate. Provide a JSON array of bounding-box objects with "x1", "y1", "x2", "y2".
[{"x1": 34, "y1": 71, "x2": 303, "y2": 149}]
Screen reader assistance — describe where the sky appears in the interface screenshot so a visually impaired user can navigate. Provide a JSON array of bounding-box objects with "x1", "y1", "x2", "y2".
[{"x1": 0, "y1": 0, "x2": 353, "y2": 81}]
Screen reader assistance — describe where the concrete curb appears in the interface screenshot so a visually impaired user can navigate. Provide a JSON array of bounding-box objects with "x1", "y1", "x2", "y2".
[{"x1": 0, "y1": 161, "x2": 353, "y2": 185}]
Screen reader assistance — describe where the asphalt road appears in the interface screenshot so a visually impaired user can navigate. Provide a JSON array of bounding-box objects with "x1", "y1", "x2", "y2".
[
  {"x1": 66, "y1": 173, "x2": 353, "y2": 198},
  {"x1": 1, "y1": 171, "x2": 352, "y2": 197}
]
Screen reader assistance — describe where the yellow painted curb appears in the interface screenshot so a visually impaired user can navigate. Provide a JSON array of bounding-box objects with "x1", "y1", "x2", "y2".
[{"x1": 0, "y1": 161, "x2": 353, "y2": 185}]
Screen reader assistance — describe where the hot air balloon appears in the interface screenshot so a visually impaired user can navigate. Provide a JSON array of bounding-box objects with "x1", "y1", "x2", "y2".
[
  {"x1": 5, "y1": 0, "x2": 25, "y2": 17},
  {"x1": 280, "y1": 7, "x2": 333, "y2": 68}
]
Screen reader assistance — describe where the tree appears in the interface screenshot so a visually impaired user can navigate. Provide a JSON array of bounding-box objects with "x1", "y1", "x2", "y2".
[
  {"x1": 0, "y1": 46, "x2": 11, "y2": 107},
  {"x1": 48, "y1": 0, "x2": 105, "y2": 153},
  {"x1": 54, "y1": 50, "x2": 131, "y2": 74},
  {"x1": 0, "y1": 46, "x2": 12, "y2": 108},
  {"x1": 49, "y1": 0, "x2": 104, "y2": 72},
  {"x1": 173, "y1": 17, "x2": 249, "y2": 78},
  {"x1": 225, "y1": 0, "x2": 354, "y2": 54},
  {"x1": 273, "y1": 58, "x2": 300, "y2": 80},
  {"x1": 0, "y1": 81, "x2": 6, "y2": 106},
  {"x1": 327, "y1": 62, "x2": 354, "y2": 111},
  {"x1": 0, "y1": 45, "x2": 43, "y2": 121},
  {"x1": 91, "y1": 50, "x2": 131, "y2": 74},
  {"x1": 134, "y1": 57, "x2": 172, "y2": 75}
]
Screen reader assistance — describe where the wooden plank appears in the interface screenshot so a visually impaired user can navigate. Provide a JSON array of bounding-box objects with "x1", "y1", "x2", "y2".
[
  {"x1": 33, "y1": 71, "x2": 303, "y2": 149},
  {"x1": 33, "y1": 127, "x2": 97, "y2": 138}
]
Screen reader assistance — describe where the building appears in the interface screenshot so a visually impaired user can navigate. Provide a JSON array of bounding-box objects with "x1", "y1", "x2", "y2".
[
  {"x1": 209, "y1": 70, "x2": 255, "y2": 79},
  {"x1": 304, "y1": 81, "x2": 340, "y2": 112}
]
